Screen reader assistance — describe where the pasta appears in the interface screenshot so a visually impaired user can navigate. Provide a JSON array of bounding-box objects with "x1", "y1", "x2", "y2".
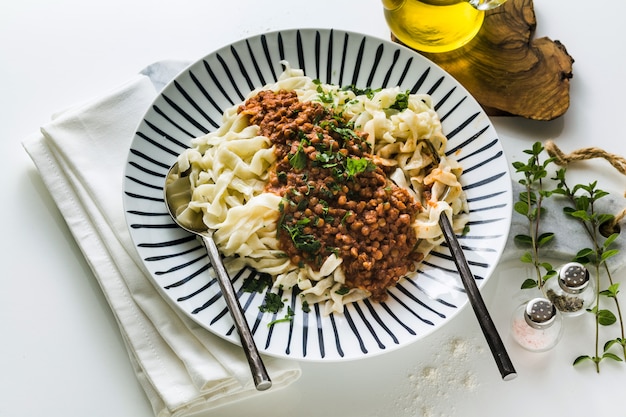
[{"x1": 173, "y1": 62, "x2": 469, "y2": 315}]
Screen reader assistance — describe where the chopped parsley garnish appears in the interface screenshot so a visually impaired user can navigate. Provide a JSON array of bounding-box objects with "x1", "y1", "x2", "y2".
[
  {"x1": 267, "y1": 306, "x2": 295, "y2": 327},
  {"x1": 259, "y1": 292, "x2": 285, "y2": 313},
  {"x1": 389, "y1": 90, "x2": 410, "y2": 111},
  {"x1": 241, "y1": 273, "x2": 272, "y2": 293},
  {"x1": 341, "y1": 84, "x2": 380, "y2": 99},
  {"x1": 314, "y1": 80, "x2": 336, "y2": 104},
  {"x1": 282, "y1": 221, "x2": 322, "y2": 253},
  {"x1": 289, "y1": 138, "x2": 309, "y2": 170},
  {"x1": 346, "y1": 157, "x2": 375, "y2": 178},
  {"x1": 335, "y1": 286, "x2": 350, "y2": 296}
]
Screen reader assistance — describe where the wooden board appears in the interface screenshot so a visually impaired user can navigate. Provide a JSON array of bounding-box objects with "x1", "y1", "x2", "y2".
[{"x1": 392, "y1": 0, "x2": 574, "y2": 120}]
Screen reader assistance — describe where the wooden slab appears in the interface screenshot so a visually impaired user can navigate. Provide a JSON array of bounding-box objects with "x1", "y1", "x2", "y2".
[{"x1": 392, "y1": 0, "x2": 574, "y2": 120}]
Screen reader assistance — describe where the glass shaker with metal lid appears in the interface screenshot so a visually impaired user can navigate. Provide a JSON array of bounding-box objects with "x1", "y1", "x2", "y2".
[
  {"x1": 545, "y1": 262, "x2": 595, "y2": 317},
  {"x1": 510, "y1": 297, "x2": 563, "y2": 352}
]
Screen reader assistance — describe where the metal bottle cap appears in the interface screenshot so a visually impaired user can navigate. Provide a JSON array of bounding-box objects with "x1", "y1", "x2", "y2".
[
  {"x1": 524, "y1": 298, "x2": 557, "y2": 329},
  {"x1": 558, "y1": 262, "x2": 590, "y2": 294}
]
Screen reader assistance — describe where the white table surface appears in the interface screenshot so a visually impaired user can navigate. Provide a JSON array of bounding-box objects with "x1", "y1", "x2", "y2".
[{"x1": 2, "y1": 1, "x2": 625, "y2": 416}]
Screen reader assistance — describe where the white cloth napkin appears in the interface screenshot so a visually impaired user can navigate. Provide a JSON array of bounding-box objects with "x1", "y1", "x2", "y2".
[{"x1": 22, "y1": 61, "x2": 301, "y2": 417}]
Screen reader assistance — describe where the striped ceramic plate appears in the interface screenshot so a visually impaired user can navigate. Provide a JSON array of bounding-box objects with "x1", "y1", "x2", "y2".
[{"x1": 122, "y1": 28, "x2": 512, "y2": 361}]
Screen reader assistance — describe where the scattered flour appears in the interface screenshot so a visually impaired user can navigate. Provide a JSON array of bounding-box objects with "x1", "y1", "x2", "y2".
[{"x1": 381, "y1": 336, "x2": 484, "y2": 417}]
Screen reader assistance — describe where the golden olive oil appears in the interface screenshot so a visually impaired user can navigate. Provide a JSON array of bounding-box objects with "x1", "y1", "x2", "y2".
[{"x1": 384, "y1": 0, "x2": 485, "y2": 53}]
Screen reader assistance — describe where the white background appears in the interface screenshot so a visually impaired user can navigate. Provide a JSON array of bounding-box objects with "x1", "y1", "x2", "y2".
[{"x1": 1, "y1": 1, "x2": 625, "y2": 416}]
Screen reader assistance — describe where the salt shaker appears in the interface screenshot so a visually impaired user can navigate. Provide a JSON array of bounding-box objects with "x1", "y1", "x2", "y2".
[
  {"x1": 545, "y1": 262, "x2": 595, "y2": 316},
  {"x1": 510, "y1": 297, "x2": 563, "y2": 352}
]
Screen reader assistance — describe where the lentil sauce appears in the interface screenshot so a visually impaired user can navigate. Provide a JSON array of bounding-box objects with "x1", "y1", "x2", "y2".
[{"x1": 238, "y1": 90, "x2": 423, "y2": 301}]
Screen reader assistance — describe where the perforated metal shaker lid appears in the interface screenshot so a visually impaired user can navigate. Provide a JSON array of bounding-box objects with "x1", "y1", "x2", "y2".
[
  {"x1": 524, "y1": 298, "x2": 557, "y2": 329},
  {"x1": 558, "y1": 262, "x2": 590, "y2": 294}
]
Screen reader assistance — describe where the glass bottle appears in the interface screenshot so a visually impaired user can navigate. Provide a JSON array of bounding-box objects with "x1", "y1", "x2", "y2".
[
  {"x1": 545, "y1": 262, "x2": 595, "y2": 317},
  {"x1": 381, "y1": 0, "x2": 508, "y2": 53},
  {"x1": 510, "y1": 297, "x2": 563, "y2": 352}
]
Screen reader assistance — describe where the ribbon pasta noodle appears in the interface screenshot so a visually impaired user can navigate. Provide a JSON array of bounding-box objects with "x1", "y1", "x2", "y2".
[{"x1": 174, "y1": 62, "x2": 468, "y2": 315}]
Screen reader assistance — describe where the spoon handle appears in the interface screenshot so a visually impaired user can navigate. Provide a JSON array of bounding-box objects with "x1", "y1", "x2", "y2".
[
  {"x1": 439, "y1": 214, "x2": 517, "y2": 381},
  {"x1": 200, "y1": 234, "x2": 272, "y2": 391}
]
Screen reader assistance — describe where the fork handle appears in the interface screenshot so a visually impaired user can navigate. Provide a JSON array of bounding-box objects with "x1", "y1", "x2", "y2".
[
  {"x1": 439, "y1": 214, "x2": 517, "y2": 381},
  {"x1": 200, "y1": 234, "x2": 272, "y2": 390}
]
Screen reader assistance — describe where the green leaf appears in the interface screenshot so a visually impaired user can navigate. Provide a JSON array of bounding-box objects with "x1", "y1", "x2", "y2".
[
  {"x1": 602, "y1": 352, "x2": 623, "y2": 362},
  {"x1": 604, "y1": 339, "x2": 620, "y2": 352},
  {"x1": 594, "y1": 189, "x2": 610, "y2": 200},
  {"x1": 521, "y1": 279, "x2": 538, "y2": 289},
  {"x1": 512, "y1": 161, "x2": 525, "y2": 170},
  {"x1": 573, "y1": 355, "x2": 592, "y2": 366},
  {"x1": 514, "y1": 201, "x2": 529, "y2": 216},
  {"x1": 597, "y1": 213, "x2": 614, "y2": 226},
  {"x1": 569, "y1": 210, "x2": 591, "y2": 221},
  {"x1": 537, "y1": 232, "x2": 555, "y2": 247},
  {"x1": 575, "y1": 195, "x2": 590, "y2": 211},
  {"x1": 543, "y1": 269, "x2": 557, "y2": 280},
  {"x1": 601, "y1": 249, "x2": 619, "y2": 262},
  {"x1": 599, "y1": 283, "x2": 620, "y2": 298},
  {"x1": 604, "y1": 233, "x2": 619, "y2": 248},
  {"x1": 597, "y1": 309, "x2": 617, "y2": 326},
  {"x1": 542, "y1": 156, "x2": 556, "y2": 168},
  {"x1": 539, "y1": 262, "x2": 554, "y2": 271},
  {"x1": 563, "y1": 206, "x2": 575, "y2": 215},
  {"x1": 514, "y1": 234, "x2": 533, "y2": 246},
  {"x1": 519, "y1": 191, "x2": 537, "y2": 204},
  {"x1": 574, "y1": 248, "x2": 594, "y2": 261},
  {"x1": 520, "y1": 252, "x2": 533, "y2": 263}
]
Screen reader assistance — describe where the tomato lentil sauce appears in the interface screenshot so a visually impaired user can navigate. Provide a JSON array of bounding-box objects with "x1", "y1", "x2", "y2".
[{"x1": 238, "y1": 90, "x2": 423, "y2": 301}]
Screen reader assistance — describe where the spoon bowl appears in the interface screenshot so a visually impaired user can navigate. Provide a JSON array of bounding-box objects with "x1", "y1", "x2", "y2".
[{"x1": 164, "y1": 162, "x2": 272, "y2": 391}]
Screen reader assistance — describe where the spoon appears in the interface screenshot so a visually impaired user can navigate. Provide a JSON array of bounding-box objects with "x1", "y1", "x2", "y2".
[
  {"x1": 164, "y1": 162, "x2": 272, "y2": 391},
  {"x1": 422, "y1": 140, "x2": 517, "y2": 381}
]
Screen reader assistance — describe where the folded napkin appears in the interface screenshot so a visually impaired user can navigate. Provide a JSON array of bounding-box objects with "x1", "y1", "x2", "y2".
[{"x1": 23, "y1": 60, "x2": 301, "y2": 417}]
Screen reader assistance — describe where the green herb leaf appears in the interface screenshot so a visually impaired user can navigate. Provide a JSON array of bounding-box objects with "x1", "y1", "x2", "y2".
[
  {"x1": 514, "y1": 201, "x2": 529, "y2": 216},
  {"x1": 573, "y1": 355, "x2": 592, "y2": 366},
  {"x1": 521, "y1": 279, "x2": 538, "y2": 289},
  {"x1": 537, "y1": 232, "x2": 555, "y2": 247},
  {"x1": 602, "y1": 352, "x2": 623, "y2": 362},
  {"x1": 604, "y1": 233, "x2": 619, "y2": 248},
  {"x1": 514, "y1": 234, "x2": 533, "y2": 246},
  {"x1": 604, "y1": 338, "x2": 621, "y2": 352},
  {"x1": 520, "y1": 252, "x2": 533, "y2": 263},
  {"x1": 601, "y1": 249, "x2": 619, "y2": 262},
  {"x1": 597, "y1": 309, "x2": 617, "y2": 326}
]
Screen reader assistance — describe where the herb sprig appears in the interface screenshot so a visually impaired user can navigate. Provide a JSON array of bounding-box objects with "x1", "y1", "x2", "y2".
[
  {"x1": 512, "y1": 142, "x2": 557, "y2": 291},
  {"x1": 512, "y1": 141, "x2": 625, "y2": 372},
  {"x1": 552, "y1": 172, "x2": 626, "y2": 371}
]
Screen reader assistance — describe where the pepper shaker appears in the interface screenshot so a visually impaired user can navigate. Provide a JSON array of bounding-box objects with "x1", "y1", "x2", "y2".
[
  {"x1": 545, "y1": 262, "x2": 595, "y2": 316},
  {"x1": 510, "y1": 297, "x2": 563, "y2": 352}
]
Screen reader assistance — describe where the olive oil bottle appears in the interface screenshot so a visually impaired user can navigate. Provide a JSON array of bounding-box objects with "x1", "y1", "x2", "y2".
[{"x1": 383, "y1": 0, "x2": 486, "y2": 53}]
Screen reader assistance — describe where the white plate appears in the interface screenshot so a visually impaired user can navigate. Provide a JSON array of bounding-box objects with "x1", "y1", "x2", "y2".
[{"x1": 123, "y1": 28, "x2": 512, "y2": 362}]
